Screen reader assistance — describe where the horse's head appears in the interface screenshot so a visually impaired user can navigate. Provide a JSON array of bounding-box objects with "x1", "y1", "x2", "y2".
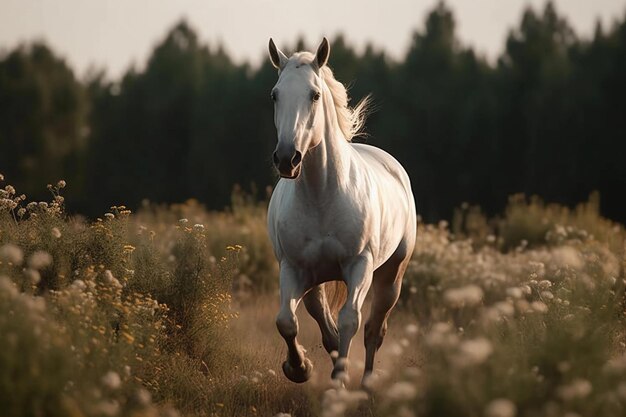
[{"x1": 268, "y1": 38, "x2": 330, "y2": 179}]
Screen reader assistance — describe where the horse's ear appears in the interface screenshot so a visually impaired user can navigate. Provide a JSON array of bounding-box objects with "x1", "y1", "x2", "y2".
[
  {"x1": 269, "y1": 38, "x2": 288, "y2": 70},
  {"x1": 315, "y1": 37, "x2": 330, "y2": 68}
]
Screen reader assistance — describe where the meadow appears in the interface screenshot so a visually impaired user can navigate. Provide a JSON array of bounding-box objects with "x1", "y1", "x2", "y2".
[{"x1": 1, "y1": 176, "x2": 625, "y2": 417}]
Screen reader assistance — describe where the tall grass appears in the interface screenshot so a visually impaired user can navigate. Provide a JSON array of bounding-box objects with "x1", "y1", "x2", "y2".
[{"x1": 1, "y1": 174, "x2": 625, "y2": 417}]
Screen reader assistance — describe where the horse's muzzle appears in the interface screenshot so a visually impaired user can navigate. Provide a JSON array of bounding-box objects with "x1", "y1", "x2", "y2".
[{"x1": 273, "y1": 147, "x2": 302, "y2": 179}]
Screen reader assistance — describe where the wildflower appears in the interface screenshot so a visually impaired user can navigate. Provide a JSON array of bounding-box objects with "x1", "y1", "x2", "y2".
[
  {"x1": 0, "y1": 198, "x2": 17, "y2": 210},
  {"x1": 405, "y1": 323, "x2": 419, "y2": 336},
  {"x1": 193, "y1": 223, "x2": 205, "y2": 231},
  {"x1": 0, "y1": 276, "x2": 18, "y2": 298},
  {"x1": 455, "y1": 337, "x2": 493, "y2": 367},
  {"x1": 485, "y1": 301, "x2": 515, "y2": 322},
  {"x1": 0, "y1": 173, "x2": 3, "y2": 181},
  {"x1": 17, "y1": 207, "x2": 26, "y2": 217},
  {"x1": 5, "y1": 185, "x2": 15, "y2": 195},
  {"x1": 506, "y1": 287, "x2": 523, "y2": 299},
  {"x1": 101, "y1": 371, "x2": 121, "y2": 390},
  {"x1": 28, "y1": 251, "x2": 53, "y2": 270},
  {"x1": 485, "y1": 398, "x2": 516, "y2": 417},
  {"x1": 25, "y1": 269, "x2": 41, "y2": 285},
  {"x1": 51, "y1": 227, "x2": 62, "y2": 238},
  {"x1": 540, "y1": 291, "x2": 554, "y2": 300},
  {"x1": 268, "y1": 369, "x2": 276, "y2": 377},
  {"x1": 104, "y1": 212, "x2": 115, "y2": 220},
  {"x1": 553, "y1": 247, "x2": 583, "y2": 269},
  {"x1": 538, "y1": 280, "x2": 552, "y2": 289},
  {"x1": 603, "y1": 355, "x2": 626, "y2": 375},
  {"x1": 557, "y1": 378, "x2": 592, "y2": 400},
  {"x1": 0, "y1": 244, "x2": 23, "y2": 265},
  {"x1": 530, "y1": 301, "x2": 548, "y2": 314},
  {"x1": 178, "y1": 218, "x2": 188, "y2": 224},
  {"x1": 57, "y1": 180, "x2": 66, "y2": 188},
  {"x1": 444, "y1": 284, "x2": 484, "y2": 308},
  {"x1": 134, "y1": 388, "x2": 152, "y2": 406},
  {"x1": 386, "y1": 381, "x2": 417, "y2": 401},
  {"x1": 389, "y1": 342, "x2": 403, "y2": 356},
  {"x1": 71, "y1": 279, "x2": 87, "y2": 291},
  {"x1": 104, "y1": 270, "x2": 122, "y2": 289}
]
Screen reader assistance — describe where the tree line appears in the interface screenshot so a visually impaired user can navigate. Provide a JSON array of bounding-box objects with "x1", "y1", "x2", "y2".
[{"x1": 1, "y1": 1, "x2": 625, "y2": 222}]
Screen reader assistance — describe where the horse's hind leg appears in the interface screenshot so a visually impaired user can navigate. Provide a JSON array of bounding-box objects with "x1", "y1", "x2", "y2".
[
  {"x1": 303, "y1": 284, "x2": 339, "y2": 361},
  {"x1": 362, "y1": 242, "x2": 411, "y2": 385},
  {"x1": 276, "y1": 261, "x2": 313, "y2": 383}
]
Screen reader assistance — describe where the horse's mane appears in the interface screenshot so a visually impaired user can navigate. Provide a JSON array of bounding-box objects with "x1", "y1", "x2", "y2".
[{"x1": 293, "y1": 52, "x2": 371, "y2": 142}]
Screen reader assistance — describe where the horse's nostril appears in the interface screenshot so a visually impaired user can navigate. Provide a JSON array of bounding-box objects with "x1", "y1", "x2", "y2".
[
  {"x1": 292, "y1": 151, "x2": 302, "y2": 167},
  {"x1": 273, "y1": 151, "x2": 280, "y2": 166}
]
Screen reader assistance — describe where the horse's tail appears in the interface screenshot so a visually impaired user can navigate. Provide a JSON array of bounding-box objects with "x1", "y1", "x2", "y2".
[{"x1": 324, "y1": 281, "x2": 347, "y2": 317}]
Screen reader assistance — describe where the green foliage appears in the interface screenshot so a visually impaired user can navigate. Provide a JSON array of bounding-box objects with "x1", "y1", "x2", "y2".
[
  {"x1": 387, "y1": 213, "x2": 626, "y2": 417},
  {"x1": 0, "y1": 178, "x2": 238, "y2": 417}
]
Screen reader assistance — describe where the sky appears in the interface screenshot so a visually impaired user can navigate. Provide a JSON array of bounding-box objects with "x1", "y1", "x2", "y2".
[{"x1": 0, "y1": 0, "x2": 624, "y2": 79}]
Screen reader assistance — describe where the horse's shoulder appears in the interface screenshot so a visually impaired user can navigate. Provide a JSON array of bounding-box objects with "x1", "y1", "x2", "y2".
[{"x1": 350, "y1": 143, "x2": 411, "y2": 186}]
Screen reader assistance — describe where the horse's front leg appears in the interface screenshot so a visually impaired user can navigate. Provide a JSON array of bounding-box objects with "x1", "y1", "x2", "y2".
[
  {"x1": 276, "y1": 261, "x2": 313, "y2": 383},
  {"x1": 332, "y1": 254, "x2": 374, "y2": 383}
]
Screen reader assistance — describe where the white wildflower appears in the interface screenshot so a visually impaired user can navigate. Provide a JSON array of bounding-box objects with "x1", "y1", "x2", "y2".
[
  {"x1": 25, "y1": 269, "x2": 41, "y2": 285},
  {"x1": 530, "y1": 301, "x2": 548, "y2": 314},
  {"x1": 385, "y1": 381, "x2": 417, "y2": 401},
  {"x1": 455, "y1": 337, "x2": 493, "y2": 367},
  {"x1": 603, "y1": 355, "x2": 626, "y2": 375},
  {"x1": 444, "y1": 284, "x2": 484, "y2": 308},
  {"x1": 557, "y1": 378, "x2": 592, "y2": 400},
  {"x1": 101, "y1": 371, "x2": 121, "y2": 390},
  {"x1": 134, "y1": 388, "x2": 152, "y2": 406},
  {"x1": 71, "y1": 279, "x2": 87, "y2": 291},
  {"x1": 0, "y1": 276, "x2": 18, "y2": 298},
  {"x1": 193, "y1": 223, "x2": 205, "y2": 231},
  {"x1": 552, "y1": 247, "x2": 584, "y2": 269},
  {"x1": 405, "y1": 323, "x2": 419, "y2": 336},
  {"x1": 0, "y1": 244, "x2": 23, "y2": 265},
  {"x1": 51, "y1": 227, "x2": 62, "y2": 238},
  {"x1": 485, "y1": 398, "x2": 516, "y2": 417},
  {"x1": 104, "y1": 270, "x2": 122, "y2": 289},
  {"x1": 178, "y1": 218, "x2": 188, "y2": 224},
  {"x1": 538, "y1": 280, "x2": 552, "y2": 290},
  {"x1": 28, "y1": 251, "x2": 52, "y2": 270},
  {"x1": 506, "y1": 287, "x2": 523, "y2": 299}
]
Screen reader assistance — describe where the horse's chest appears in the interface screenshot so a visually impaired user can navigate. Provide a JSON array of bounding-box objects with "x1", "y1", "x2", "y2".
[{"x1": 277, "y1": 211, "x2": 364, "y2": 267}]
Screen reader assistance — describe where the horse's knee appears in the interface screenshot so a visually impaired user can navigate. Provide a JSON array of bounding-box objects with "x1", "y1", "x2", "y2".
[
  {"x1": 276, "y1": 311, "x2": 298, "y2": 339},
  {"x1": 338, "y1": 305, "x2": 361, "y2": 335}
]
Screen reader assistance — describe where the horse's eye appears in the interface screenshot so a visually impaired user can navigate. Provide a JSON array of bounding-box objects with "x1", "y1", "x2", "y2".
[
  {"x1": 270, "y1": 91, "x2": 277, "y2": 102},
  {"x1": 312, "y1": 91, "x2": 321, "y2": 102}
]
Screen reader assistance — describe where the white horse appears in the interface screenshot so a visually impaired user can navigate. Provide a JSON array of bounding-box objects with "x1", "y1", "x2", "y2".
[{"x1": 267, "y1": 38, "x2": 416, "y2": 386}]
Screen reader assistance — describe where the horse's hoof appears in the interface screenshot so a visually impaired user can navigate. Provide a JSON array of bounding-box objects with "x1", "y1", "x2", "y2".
[{"x1": 282, "y1": 358, "x2": 313, "y2": 383}]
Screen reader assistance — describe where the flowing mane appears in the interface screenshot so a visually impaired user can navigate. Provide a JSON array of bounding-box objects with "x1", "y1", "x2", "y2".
[{"x1": 292, "y1": 52, "x2": 371, "y2": 142}]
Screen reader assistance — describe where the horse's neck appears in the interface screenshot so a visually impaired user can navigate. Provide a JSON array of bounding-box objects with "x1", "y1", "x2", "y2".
[{"x1": 299, "y1": 89, "x2": 351, "y2": 200}]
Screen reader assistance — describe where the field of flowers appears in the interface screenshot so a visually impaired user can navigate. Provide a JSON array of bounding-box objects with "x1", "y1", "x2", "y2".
[{"x1": 1, "y1": 174, "x2": 625, "y2": 417}]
